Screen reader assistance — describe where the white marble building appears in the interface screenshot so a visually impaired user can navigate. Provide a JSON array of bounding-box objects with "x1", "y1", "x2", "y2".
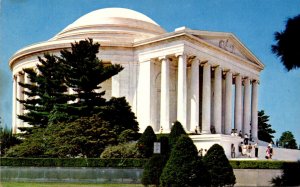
[{"x1": 9, "y1": 8, "x2": 264, "y2": 139}]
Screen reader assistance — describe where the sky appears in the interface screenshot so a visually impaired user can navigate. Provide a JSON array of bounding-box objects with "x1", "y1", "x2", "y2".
[{"x1": 0, "y1": 0, "x2": 299, "y2": 144}]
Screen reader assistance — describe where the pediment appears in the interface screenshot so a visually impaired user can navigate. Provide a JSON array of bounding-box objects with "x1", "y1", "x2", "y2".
[{"x1": 187, "y1": 30, "x2": 264, "y2": 69}]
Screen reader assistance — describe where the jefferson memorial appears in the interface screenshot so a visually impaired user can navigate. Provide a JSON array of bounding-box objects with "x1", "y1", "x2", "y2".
[{"x1": 9, "y1": 8, "x2": 263, "y2": 139}]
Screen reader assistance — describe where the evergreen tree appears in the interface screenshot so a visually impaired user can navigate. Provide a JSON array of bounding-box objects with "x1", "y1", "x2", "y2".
[
  {"x1": 58, "y1": 38, "x2": 123, "y2": 120},
  {"x1": 169, "y1": 121, "x2": 186, "y2": 150},
  {"x1": 46, "y1": 114, "x2": 117, "y2": 157},
  {"x1": 272, "y1": 14, "x2": 300, "y2": 71},
  {"x1": 141, "y1": 136, "x2": 170, "y2": 186},
  {"x1": 160, "y1": 135, "x2": 211, "y2": 187},
  {"x1": 258, "y1": 110, "x2": 276, "y2": 143},
  {"x1": 137, "y1": 126, "x2": 157, "y2": 158},
  {"x1": 18, "y1": 53, "x2": 68, "y2": 127},
  {"x1": 0, "y1": 126, "x2": 20, "y2": 156},
  {"x1": 278, "y1": 131, "x2": 298, "y2": 149},
  {"x1": 99, "y1": 97, "x2": 139, "y2": 135},
  {"x1": 203, "y1": 144, "x2": 236, "y2": 186},
  {"x1": 142, "y1": 154, "x2": 168, "y2": 187}
]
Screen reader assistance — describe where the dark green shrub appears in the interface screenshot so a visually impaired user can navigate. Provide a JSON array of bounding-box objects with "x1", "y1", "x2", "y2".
[
  {"x1": 142, "y1": 154, "x2": 168, "y2": 186},
  {"x1": 168, "y1": 121, "x2": 186, "y2": 150},
  {"x1": 0, "y1": 157, "x2": 147, "y2": 168},
  {"x1": 271, "y1": 161, "x2": 300, "y2": 186},
  {"x1": 157, "y1": 135, "x2": 170, "y2": 156},
  {"x1": 160, "y1": 135, "x2": 210, "y2": 187},
  {"x1": 100, "y1": 142, "x2": 141, "y2": 158},
  {"x1": 230, "y1": 160, "x2": 285, "y2": 169},
  {"x1": 203, "y1": 144, "x2": 236, "y2": 186},
  {"x1": 137, "y1": 126, "x2": 157, "y2": 158},
  {"x1": 118, "y1": 129, "x2": 139, "y2": 143}
]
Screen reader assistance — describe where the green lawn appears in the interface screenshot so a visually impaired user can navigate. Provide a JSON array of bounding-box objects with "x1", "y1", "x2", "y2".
[{"x1": 0, "y1": 182, "x2": 144, "y2": 187}]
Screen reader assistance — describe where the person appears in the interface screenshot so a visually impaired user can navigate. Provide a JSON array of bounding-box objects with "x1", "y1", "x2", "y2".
[
  {"x1": 254, "y1": 142, "x2": 258, "y2": 158},
  {"x1": 231, "y1": 144, "x2": 235, "y2": 158},
  {"x1": 234, "y1": 129, "x2": 238, "y2": 136},
  {"x1": 247, "y1": 143, "x2": 252, "y2": 158},
  {"x1": 244, "y1": 133, "x2": 249, "y2": 145},
  {"x1": 203, "y1": 149, "x2": 207, "y2": 156},
  {"x1": 265, "y1": 146, "x2": 271, "y2": 159},
  {"x1": 242, "y1": 144, "x2": 247, "y2": 156},
  {"x1": 160, "y1": 126, "x2": 163, "y2": 133},
  {"x1": 195, "y1": 126, "x2": 198, "y2": 134},
  {"x1": 198, "y1": 148, "x2": 203, "y2": 157},
  {"x1": 238, "y1": 130, "x2": 243, "y2": 138},
  {"x1": 239, "y1": 142, "x2": 243, "y2": 156}
]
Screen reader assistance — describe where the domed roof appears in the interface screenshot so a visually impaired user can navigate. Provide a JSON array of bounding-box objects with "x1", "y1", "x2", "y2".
[{"x1": 51, "y1": 8, "x2": 166, "y2": 43}]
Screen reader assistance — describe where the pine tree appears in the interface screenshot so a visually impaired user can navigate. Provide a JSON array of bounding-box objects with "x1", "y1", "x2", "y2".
[
  {"x1": 203, "y1": 144, "x2": 236, "y2": 186},
  {"x1": 18, "y1": 53, "x2": 69, "y2": 127},
  {"x1": 160, "y1": 135, "x2": 211, "y2": 187},
  {"x1": 137, "y1": 126, "x2": 157, "y2": 158},
  {"x1": 168, "y1": 121, "x2": 186, "y2": 150},
  {"x1": 58, "y1": 38, "x2": 123, "y2": 120},
  {"x1": 99, "y1": 97, "x2": 139, "y2": 135},
  {"x1": 258, "y1": 110, "x2": 276, "y2": 143}
]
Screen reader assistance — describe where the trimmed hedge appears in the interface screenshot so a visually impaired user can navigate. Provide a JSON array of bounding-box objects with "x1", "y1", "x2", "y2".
[
  {"x1": 0, "y1": 158, "x2": 147, "y2": 168},
  {"x1": 0, "y1": 158, "x2": 298, "y2": 169},
  {"x1": 230, "y1": 160, "x2": 291, "y2": 169}
]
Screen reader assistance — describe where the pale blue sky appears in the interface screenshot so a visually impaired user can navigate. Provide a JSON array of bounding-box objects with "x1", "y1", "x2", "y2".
[{"x1": 0, "y1": 0, "x2": 299, "y2": 144}]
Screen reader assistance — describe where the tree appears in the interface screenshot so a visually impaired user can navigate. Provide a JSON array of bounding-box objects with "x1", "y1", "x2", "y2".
[
  {"x1": 137, "y1": 126, "x2": 157, "y2": 158},
  {"x1": 258, "y1": 110, "x2": 276, "y2": 143},
  {"x1": 0, "y1": 125, "x2": 20, "y2": 156},
  {"x1": 141, "y1": 136, "x2": 170, "y2": 186},
  {"x1": 18, "y1": 53, "x2": 69, "y2": 128},
  {"x1": 203, "y1": 144, "x2": 236, "y2": 187},
  {"x1": 271, "y1": 161, "x2": 300, "y2": 186},
  {"x1": 57, "y1": 38, "x2": 123, "y2": 121},
  {"x1": 278, "y1": 131, "x2": 298, "y2": 149},
  {"x1": 45, "y1": 115, "x2": 117, "y2": 157},
  {"x1": 272, "y1": 14, "x2": 300, "y2": 71},
  {"x1": 99, "y1": 97, "x2": 139, "y2": 135},
  {"x1": 160, "y1": 135, "x2": 211, "y2": 187},
  {"x1": 168, "y1": 121, "x2": 186, "y2": 150},
  {"x1": 142, "y1": 154, "x2": 168, "y2": 187}
]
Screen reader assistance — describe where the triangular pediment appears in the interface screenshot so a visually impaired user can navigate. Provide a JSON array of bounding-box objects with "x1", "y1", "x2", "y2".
[{"x1": 186, "y1": 30, "x2": 264, "y2": 69}]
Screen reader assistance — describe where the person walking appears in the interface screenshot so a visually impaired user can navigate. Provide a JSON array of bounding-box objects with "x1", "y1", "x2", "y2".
[{"x1": 231, "y1": 144, "x2": 236, "y2": 158}]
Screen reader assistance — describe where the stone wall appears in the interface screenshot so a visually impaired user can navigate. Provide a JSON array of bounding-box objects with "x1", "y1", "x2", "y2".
[{"x1": 0, "y1": 166, "x2": 281, "y2": 186}]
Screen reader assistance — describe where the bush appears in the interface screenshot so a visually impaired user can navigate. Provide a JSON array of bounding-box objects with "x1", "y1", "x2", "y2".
[
  {"x1": 203, "y1": 144, "x2": 236, "y2": 186},
  {"x1": 0, "y1": 157, "x2": 147, "y2": 167},
  {"x1": 160, "y1": 135, "x2": 210, "y2": 187},
  {"x1": 100, "y1": 142, "x2": 141, "y2": 158},
  {"x1": 230, "y1": 160, "x2": 286, "y2": 169},
  {"x1": 142, "y1": 154, "x2": 168, "y2": 186},
  {"x1": 118, "y1": 129, "x2": 140, "y2": 143},
  {"x1": 137, "y1": 126, "x2": 157, "y2": 158},
  {"x1": 168, "y1": 121, "x2": 186, "y2": 150},
  {"x1": 271, "y1": 161, "x2": 300, "y2": 186}
]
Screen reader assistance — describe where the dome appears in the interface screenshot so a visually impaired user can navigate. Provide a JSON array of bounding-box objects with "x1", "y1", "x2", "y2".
[{"x1": 51, "y1": 8, "x2": 166, "y2": 43}]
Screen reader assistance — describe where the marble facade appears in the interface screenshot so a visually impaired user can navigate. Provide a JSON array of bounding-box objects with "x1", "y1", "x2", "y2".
[{"x1": 9, "y1": 8, "x2": 264, "y2": 140}]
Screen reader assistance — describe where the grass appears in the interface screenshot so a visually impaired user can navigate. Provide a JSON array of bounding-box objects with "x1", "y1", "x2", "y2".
[{"x1": 0, "y1": 182, "x2": 144, "y2": 187}]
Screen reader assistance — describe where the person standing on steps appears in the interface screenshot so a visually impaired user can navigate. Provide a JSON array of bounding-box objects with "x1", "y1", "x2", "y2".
[{"x1": 254, "y1": 142, "x2": 258, "y2": 158}]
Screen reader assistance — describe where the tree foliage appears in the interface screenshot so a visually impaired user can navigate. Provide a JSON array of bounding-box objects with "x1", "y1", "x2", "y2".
[
  {"x1": 272, "y1": 161, "x2": 300, "y2": 186},
  {"x1": 160, "y1": 135, "x2": 211, "y2": 187},
  {"x1": 100, "y1": 142, "x2": 141, "y2": 158},
  {"x1": 18, "y1": 54, "x2": 68, "y2": 127},
  {"x1": 142, "y1": 154, "x2": 168, "y2": 187},
  {"x1": 168, "y1": 121, "x2": 186, "y2": 150},
  {"x1": 258, "y1": 110, "x2": 276, "y2": 143},
  {"x1": 272, "y1": 14, "x2": 300, "y2": 71},
  {"x1": 278, "y1": 131, "x2": 298, "y2": 149},
  {"x1": 137, "y1": 126, "x2": 157, "y2": 158},
  {"x1": 203, "y1": 144, "x2": 236, "y2": 187},
  {"x1": 0, "y1": 127, "x2": 20, "y2": 156}
]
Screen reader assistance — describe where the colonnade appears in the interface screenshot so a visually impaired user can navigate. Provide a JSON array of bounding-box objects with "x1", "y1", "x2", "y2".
[{"x1": 158, "y1": 53, "x2": 259, "y2": 140}]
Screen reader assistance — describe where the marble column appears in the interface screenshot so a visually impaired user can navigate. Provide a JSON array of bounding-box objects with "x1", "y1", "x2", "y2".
[
  {"x1": 251, "y1": 80, "x2": 258, "y2": 140},
  {"x1": 137, "y1": 60, "x2": 154, "y2": 132},
  {"x1": 12, "y1": 75, "x2": 17, "y2": 134},
  {"x1": 160, "y1": 57, "x2": 170, "y2": 132},
  {"x1": 213, "y1": 66, "x2": 222, "y2": 134},
  {"x1": 243, "y1": 78, "x2": 251, "y2": 136},
  {"x1": 234, "y1": 74, "x2": 243, "y2": 133},
  {"x1": 202, "y1": 63, "x2": 211, "y2": 134},
  {"x1": 190, "y1": 59, "x2": 199, "y2": 132},
  {"x1": 16, "y1": 73, "x2": 24, "y2": 129},
  {"x1": 225, "y1": 71, "x2": 232, "y2": 135},
  {"x1": 177, "y1": 54, "x2": 187, "y2": 130}
]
